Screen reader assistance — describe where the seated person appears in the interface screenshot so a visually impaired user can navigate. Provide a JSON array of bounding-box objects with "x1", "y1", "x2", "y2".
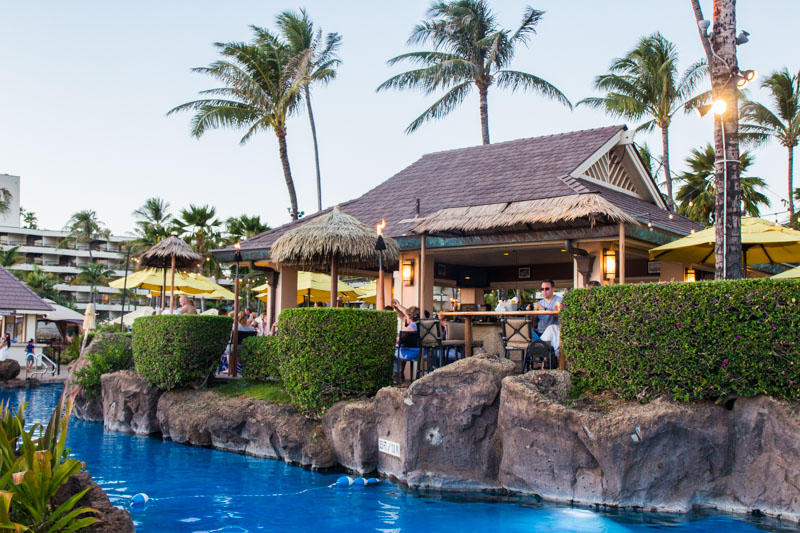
[
  {"x1": 536, "y1": 279, "x2": 562, "y2": 359},
  {"x1": 391, "y1": 299, "x2": 419, "y2": 383},
  {"x1": 178, "y1": 295, "x2": 197, "y2": 315}
]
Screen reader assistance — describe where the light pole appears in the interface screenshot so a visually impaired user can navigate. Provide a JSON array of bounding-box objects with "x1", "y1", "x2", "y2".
[
  {"x1": 119, "y1": 246, "x2": 131, "y2": 333},
  {"x1": 231, "y1": 242, "x2": 242, "y2": 377}
]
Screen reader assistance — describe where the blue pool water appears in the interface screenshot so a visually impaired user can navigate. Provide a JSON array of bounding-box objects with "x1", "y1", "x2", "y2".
[{"x1": 3, "y1": 384, "x2": 793, "y2": 532}]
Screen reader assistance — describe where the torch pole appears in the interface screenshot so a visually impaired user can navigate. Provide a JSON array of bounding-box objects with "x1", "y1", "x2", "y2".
[{"x1": 377, "y1": 251, "x2": 384, "y2": 309}]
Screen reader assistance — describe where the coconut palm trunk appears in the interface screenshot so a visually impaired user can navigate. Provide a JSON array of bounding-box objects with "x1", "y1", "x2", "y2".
[
  {"x1": 789, "y1": 146, "x2": 796, "y2": 226},
  {"x1": 276, "y1": 127, "x2": 299, "y2": 220},
  {"x1": 478, "y1": 82, "x2": 490, "y2": 145},
  {"x1": 305, "y1": 88, "x2": 323, "y2": 212},
  {"x1": 661, "y1": 127, "x2": 674, "y2": 209},
  {"x1": 710, "y1": 0, "x2": 743, "y2": 279}
]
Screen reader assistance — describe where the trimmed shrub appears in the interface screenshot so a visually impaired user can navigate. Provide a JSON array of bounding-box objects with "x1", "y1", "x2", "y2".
[
  {"x1": 132, "y1": 315, "x2": 232, "y2": 390},
  {"x1": 241, "y1": 336, "x2": 281, "y2": 382},
  {"x1": 561, "y1": 278, "x2": 800, "y2": 402},
  {"x1": 74, "y1": 333, "x2": 134, "y2": 399},
  {"x1": 279, "y1": 308, "x2": 396, "y2": 412}
]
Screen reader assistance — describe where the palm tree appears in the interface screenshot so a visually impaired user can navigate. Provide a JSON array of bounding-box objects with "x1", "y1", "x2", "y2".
[
  {"x1": 675, "y1": 144, "x2": 770, "y2": 225},
  {"x1": 130, "y1": 197, "x2": 172, "y2": 251},
  {"x1": 20, "y1": 207, "x2": 38, "y2": 229},
  {"x1": 578, "y1": 33, "x2": 706, "y2": 209},
  {"x1": 73, "y1": 263, "x2": 115, "y2": 304},
  {"x1": 62, "y1": 210, "x2": 109, "y2": 263},
  {"x1": 277, "y1": 9, "x2": 342, "y2": 212},
  {"x1": 225, "y1": 214, "x2": 271, "y2": 245},
  {"x1": 25, "y1": 266, "x2": 60, "y2": 302},
  {"x1": 740, "y1": 68, "x2": 800, "y2": 228},
  {"x1": 172, "y1": 204, "x2": 221, "y2": 256},
  {"x1": 377, "y1": 0, "x2": 571, "y2": 145},
  {"x1": 0, "y1": 246, "x2": 23, "y2": 268},
  {"x1": 169, "y1": 27, "x2": 306, "y2": 220},
  {"x1": 0, "y1": 188, "x2": 11, "y2": 215}
]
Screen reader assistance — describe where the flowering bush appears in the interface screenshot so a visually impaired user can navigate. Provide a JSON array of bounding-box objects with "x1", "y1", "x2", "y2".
[{"x1": 561, "y1": 279, "x2": 800, "y2": 402}]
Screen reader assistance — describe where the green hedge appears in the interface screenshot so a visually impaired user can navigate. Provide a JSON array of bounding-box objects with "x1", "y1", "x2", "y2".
[
  {"x1": 132, "y1": 315, "x2": 232, "y2": 390},
  {"x1": 240, "y1": 336, "x2": 281, "y2": 382},
  {"x1": 279, "y1": 308, "x2": 396, "y2": 412},
  {"x1": 561, "y1": 278, "x2": 800, "y2": 402},
  {"x1": 74, "y1": 333, "x2": 134, "y2": 399}
]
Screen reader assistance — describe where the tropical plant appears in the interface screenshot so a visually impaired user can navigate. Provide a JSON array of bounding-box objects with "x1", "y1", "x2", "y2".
[
  {"x1": 277, "y1": 9, "x2": 341, "y2": 212},
  {"x1": 377, "y1": 0, "x2": 571, "y2": 145},
  {"x1": 0, "y1": 246, "x2": 23, "y2": 268},
  {"x1": 0, "y1": 188, "x2": 10, "y2": 215},
  {"x1": 675, "y1": 144, "x2": 769, "y2": 225},
  {"x1": 20, "y1": 207, "x2": 38, "y2": 230},
  {"x1": 578, "y1": 33, "x2": 706, "y2": 208},
  {"x1": 0, "y1": 390, "x2": 100, "y2": 532},
  {"x1": 73, "y1": 264, "x2": 115, "y2": 303},
  {"x1": 61, "y1": 211, "x2": 108, "y2": 263},
  {"x1": 74, "y1": 334, "x2": 134, "y2": 400},
  {"x1": 24, "y1": 267, "x2": 60, "y2": 302},
  {"x1": 740, "y1": 68, "x2": 800, "y2": 228},
  {"x1": 169, "y1": 27, "x2": 306, "y2": 220}
]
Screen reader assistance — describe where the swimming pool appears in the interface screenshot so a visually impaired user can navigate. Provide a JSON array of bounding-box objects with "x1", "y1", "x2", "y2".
[{"x1": 4, "y1": 384, "x2": 792, "y2": 532}]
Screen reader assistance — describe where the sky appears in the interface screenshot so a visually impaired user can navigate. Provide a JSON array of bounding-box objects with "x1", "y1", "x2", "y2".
[{"x1": 1, "y1": 1, "x2": 798, "y2": 236}]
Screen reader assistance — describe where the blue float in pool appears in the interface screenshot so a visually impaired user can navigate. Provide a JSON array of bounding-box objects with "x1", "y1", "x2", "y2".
[
  {"x1": 367, "y1": 478, "x2": 380, "y2": 485},
  {"x1": 131, "y1": 493, "x2": 150, "y2": 505},
  {"x1": 352, "y1": 477, "x2": 367, "y2": 486},
  {"x1": 336, "y1": 476, "x2": 353, "y2": 487}
]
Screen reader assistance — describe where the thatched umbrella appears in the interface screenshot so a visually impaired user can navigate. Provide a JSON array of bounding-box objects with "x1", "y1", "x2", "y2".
[
  {"x1": 271, "y1": 207, "x2": 400, "y2": 307},
  {"x1": 139, "y1": 236, "x2": 203, "y2": 312}
]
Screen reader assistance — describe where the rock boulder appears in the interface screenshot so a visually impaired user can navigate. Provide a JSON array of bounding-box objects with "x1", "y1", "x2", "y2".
[
  {"x1": 53, "y1": 472, "x2": 134, "y2": 533},
  {"x1": 376, "y1": 353, "x2": 516, "y2": 489},
  {"x1": 101, "y1": 370, "x2": 162, "y2": 436},
  {"x1": 0, "y1": 360, "x2": 20, "y2": 381},
  {"x1": 497, "y1": 372, "x2": 800, "y2": 520},
  {"x1": 157, "y1": 389, "x2": 336, "y2": 469},
  {"x1": 322, "y1": 398, "x2": 378, "y2": 474}
]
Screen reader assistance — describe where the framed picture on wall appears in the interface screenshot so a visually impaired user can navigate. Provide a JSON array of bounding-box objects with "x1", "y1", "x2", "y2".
[{"x1": 518, "y1": 267, "x2": 531, "y2": 279}]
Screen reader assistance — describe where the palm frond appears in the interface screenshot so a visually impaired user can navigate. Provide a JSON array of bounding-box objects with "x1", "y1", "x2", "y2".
[
  {"x1": 405, "y1": 81, "x2": 472, "y2": 134},
  {"x1": 494, "y1": 70, "x2": 572, "y2": 108}
]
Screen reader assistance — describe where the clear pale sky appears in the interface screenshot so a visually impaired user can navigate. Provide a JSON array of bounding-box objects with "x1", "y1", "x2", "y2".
[{"x1": 1, "y1": 1, "x2": 797, "y2": 235}]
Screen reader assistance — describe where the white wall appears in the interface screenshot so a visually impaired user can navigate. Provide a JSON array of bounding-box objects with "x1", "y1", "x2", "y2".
[{"x1": 0, "y1": 174, "x2": 20, "y2": 227}]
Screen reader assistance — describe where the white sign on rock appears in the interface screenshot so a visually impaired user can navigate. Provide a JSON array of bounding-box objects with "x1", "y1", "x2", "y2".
[{"x1": 378, "y1": 438, "x2": 401, "y2": 458}]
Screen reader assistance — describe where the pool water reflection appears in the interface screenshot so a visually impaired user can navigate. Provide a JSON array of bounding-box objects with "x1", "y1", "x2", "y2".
[{"x1": 4, "y1": 385, "x2": 792, "y2": 532}]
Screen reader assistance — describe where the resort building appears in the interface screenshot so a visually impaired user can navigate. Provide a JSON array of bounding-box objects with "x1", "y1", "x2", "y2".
[
  {"x1": 0, "y1": 174, "x2": 135, "y2": 319},
  {"x1": 213, "y1": 126, "x2": 706, "y2": 324}
]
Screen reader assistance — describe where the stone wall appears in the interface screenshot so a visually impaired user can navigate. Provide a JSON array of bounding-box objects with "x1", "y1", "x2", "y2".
[{"x1": 92, "y1": 355, "x2": 800, "y2": 522}]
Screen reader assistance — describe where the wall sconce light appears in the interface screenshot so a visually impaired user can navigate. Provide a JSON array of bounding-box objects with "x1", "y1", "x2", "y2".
[
  {"x1": 603, "y1": 249, "x2": 617, "y2": 280},
  {"x1": 685, "y1": 268, "x2": 697, "y2": 283},
  {"x1": 402, "y1": 259, "x2": 415, "y2": 286}
]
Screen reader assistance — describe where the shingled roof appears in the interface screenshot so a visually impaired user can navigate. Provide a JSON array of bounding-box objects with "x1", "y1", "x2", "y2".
[
  {"x1": 0, "y1": 266, "x2": 53, "y2": 312},
  {"x1": 217, "y1": 125, "x2": 701, "y2": 257}
]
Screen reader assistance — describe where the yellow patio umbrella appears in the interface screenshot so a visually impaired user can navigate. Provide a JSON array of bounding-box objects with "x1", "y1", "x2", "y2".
[
  {"x1": 109, "y1": 268, "x2": 214, "y2": 295},
  {"x1": 650, "y1": 217, "x2": 800, "y2": 266},
  {"x1": 147, "y1": 273, "x2": 236, "y2": 300},
  {"x1": 355, "y1": 280, "x2": 377, "y2": 304},
  {"x1": 253, "y1": 271, "x2": 361, "y2": 305},
  {"x1": 773, "y1": 266, "x2": 800, "y2": 279}
]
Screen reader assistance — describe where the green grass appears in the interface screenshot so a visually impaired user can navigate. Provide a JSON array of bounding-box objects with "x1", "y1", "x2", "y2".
[{"x1": 212, "y1": 380, "x2": 292, "y2": 404}]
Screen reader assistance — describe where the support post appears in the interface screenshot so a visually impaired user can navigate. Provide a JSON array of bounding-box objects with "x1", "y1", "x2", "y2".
[
  {"x1": 169, "y1": 255, "x2": 176, "y2": 313},
  {"x1": 330, "y1": 255, "x2": 339, "y2": 308},
  {"x1": 231, "y1": 260, "x2": 240, "y2": 377},
  {"x1": 619, "y1": 223, "x2": 626, "y2": 285}
]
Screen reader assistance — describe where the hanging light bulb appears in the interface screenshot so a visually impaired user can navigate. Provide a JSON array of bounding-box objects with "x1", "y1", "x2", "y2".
[
  {"x1": 668, "y1": 213, "x2": 674, "y2": 220},
  {"x1": 690, "y1": 229, "x2": 696, "y2": 234},
  {"x1": 688, "y1": 200, "x2": 694, "y2": 207}
]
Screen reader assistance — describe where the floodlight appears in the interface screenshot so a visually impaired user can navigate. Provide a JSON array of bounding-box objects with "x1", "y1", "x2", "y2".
[
  {"x1": 735, "y1": 30, "x2": 750, "y2": 45},
  {"x1": 698, "y1": 20, "x2": 711, "y2": 33}
]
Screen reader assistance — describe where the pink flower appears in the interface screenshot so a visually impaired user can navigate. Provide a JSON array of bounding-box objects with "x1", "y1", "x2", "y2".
[
  {"x1": 791, "y1": 380, "x2": 795, "y2": 385},
  {"x1": 676, "y1": 323, "x2": 681, "y2": 328},
  {"x1": 782, "y1": 371, "x2": 786, "y2": 375}
]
